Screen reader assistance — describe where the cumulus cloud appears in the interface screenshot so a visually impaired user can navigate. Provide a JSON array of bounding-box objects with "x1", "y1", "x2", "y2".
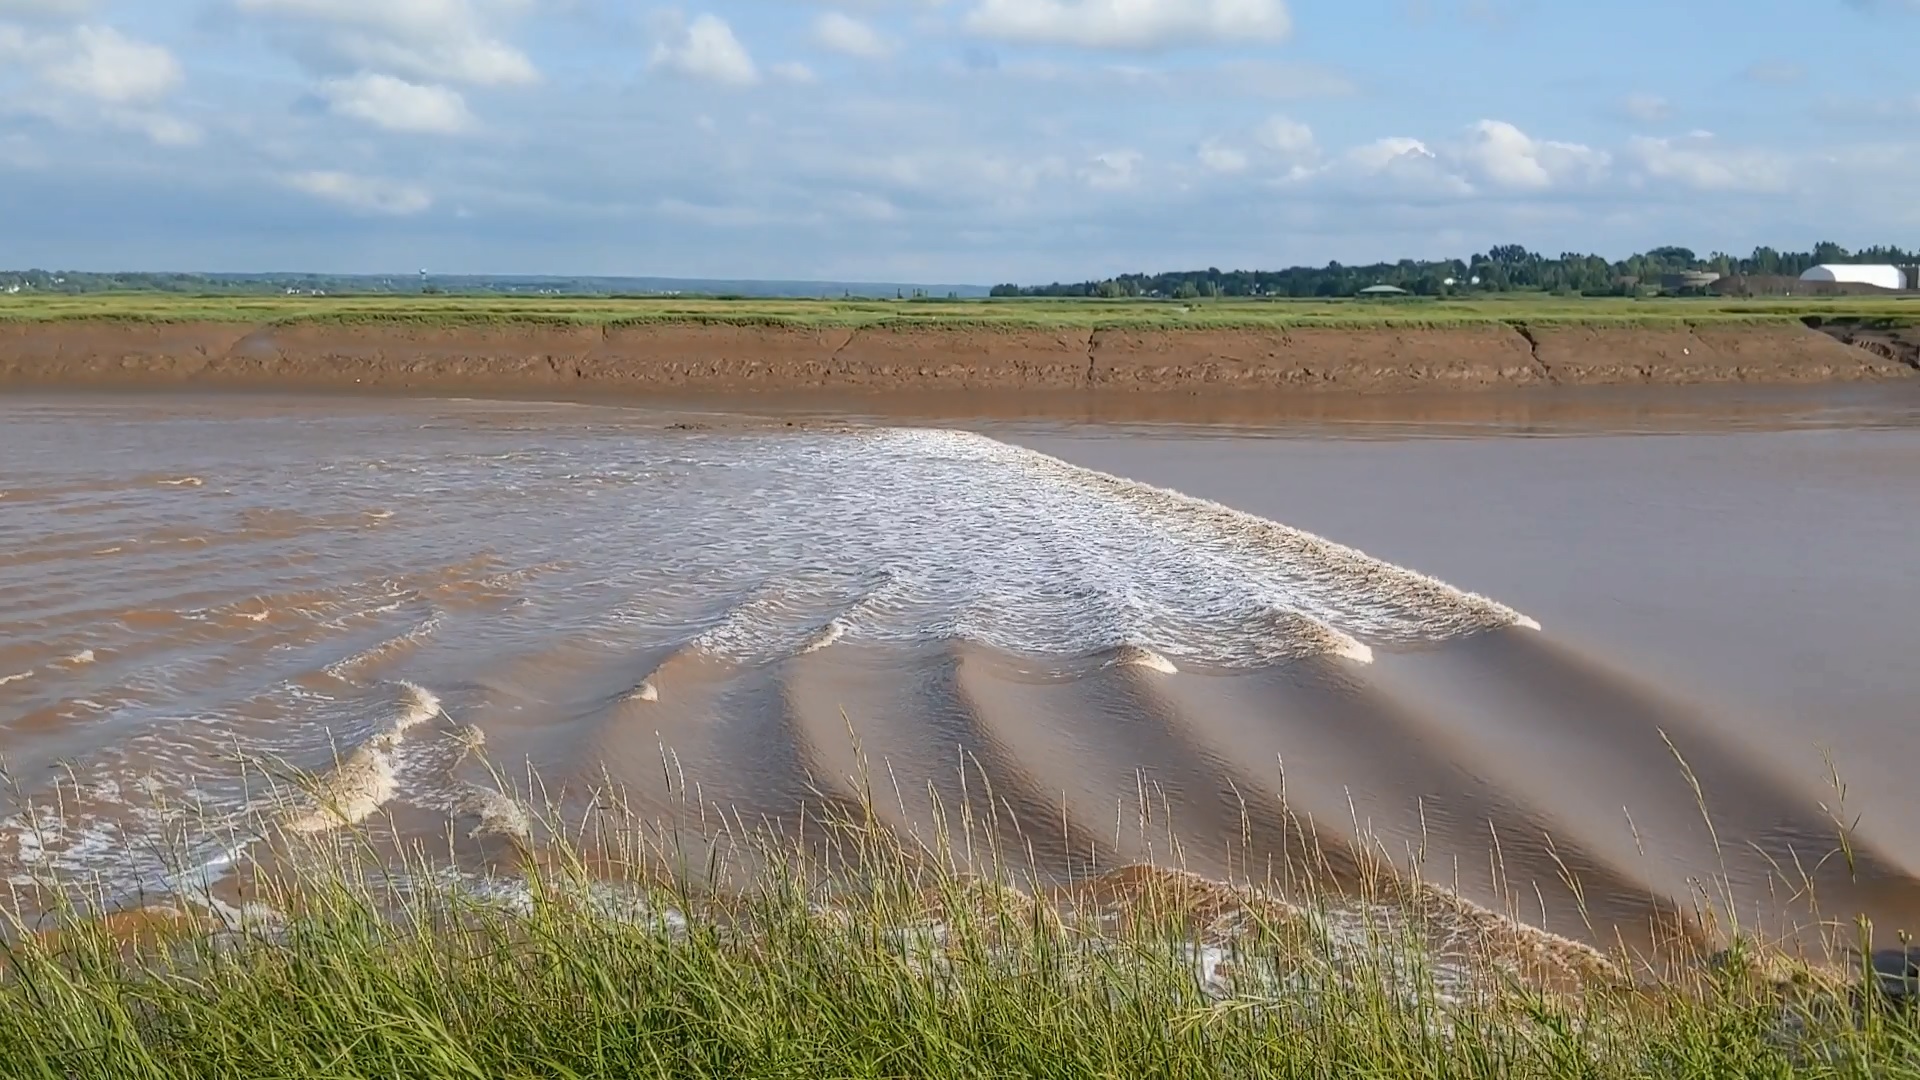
[
  {"x1": 284, "y1": 170, "x2": 433, "y2": 214},
  {"x1": 1199, "y1": 115, "x2": 1315, "y2": 177},
  {"x1": 1458, "y1": 119, "x2": 1607, "y2": 190},
  {"x1": 233, "y1": 0, "x2": 537, "y2": 86},
  {"x1": 0, "y1": 19, "x2": 196, "y2": 146},
  {"x1": 1626, "y1": 132, "x2": 1790, "y2": 192},
  {"x1": 1327, "y1": 136, "x2": 1475, "y2": 197},
  {"x1": 1346, "y1": 136, "x2": 1435, "y2": 173},
  {"x1": 965, "y1": 0, "x2": 1291, "y2": 50},
  {"x1": 650, "y1": 13, "x2": 758, "y2": 87},
  {"x1": 1255, "y1": 115, "x2": 1315, "y2": 157},
  {"x1": 1197, "y1": 138, "x2": 1249, "y2": 174},
  {"x1": 41, "y1": 25, "x2": 182, "y2": 103},
  {"x1": 814, "y1": 11, "x2": 892, "y2": 58},
  {"x1": 319, "y1": 72, "x2": 474, "y2": 134}
]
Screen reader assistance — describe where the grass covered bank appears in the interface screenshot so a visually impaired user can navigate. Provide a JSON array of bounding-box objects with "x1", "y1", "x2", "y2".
[
  {"x1": 1, "y1": 291, "x2": 1918, "y2": 330},
  {"x1": 3, "y1": 813, "x2": 1915, "y2": 1080}
]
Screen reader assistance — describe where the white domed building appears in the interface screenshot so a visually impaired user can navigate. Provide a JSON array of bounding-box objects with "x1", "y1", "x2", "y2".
[{"x1": 1798, "y1": 265, "x2": 1907, "y2": 290}]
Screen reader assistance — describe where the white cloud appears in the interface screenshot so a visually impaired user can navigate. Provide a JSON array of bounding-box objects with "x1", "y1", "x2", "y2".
[
  {"x1": 1346, "y1": 136, "x2": 1436, "y2": 173},
  {"x1": 1327, "y1": 135, "x2": 1474, "y2": 196},
  {"x1": 0, "y1": 22, "x2": 195, "y2": 146},
  {"x1": 1626, "y1": 132, "x2": 1790, "y2": 192},
  {"x1": 1200, "y1": 115, "x2": 1314, "y2": 176},
  {"x1": 233, "y1": 0, "x2": 537, "y2": 86},
  {"x1": 650, "y1": 14, "x2": 758, "y2": 87},
  {"x1": 41, "y1": 25, "x2": 182, "y2": 104},
  {"x1": 770, "y1": 61, "x2": 817, "y2": 84},
  {"x1": 1458, "y1": 119, "x2": 1608, "y2": 190},
  {"x1": 1080, "y1": 150, "x2": 1141, "y2": 190},
  {"x1": 965, "y1": 0, "x2": 1291, "y2": 50},
  {"x1": 1197, "y1": 138, "x2": 1248, "y2": 174},
  {"x1": 814, "y1": 11, "x2": 892, "y2": 58},
  {"x1": 1255, "y1": 114, "x2": 1315, "y2": 157},
  {"x1": 284, "y1": 170, "x2": 434, "y2": 214},
  {"x1": 319, "y1": 72, "x2": 474, "y2": 134},
  {"x1": 1623, "y1": 93, "x2": 1670, "y2": 123}
]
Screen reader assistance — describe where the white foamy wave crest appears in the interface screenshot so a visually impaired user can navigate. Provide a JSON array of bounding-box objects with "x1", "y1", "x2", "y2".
[
  {"x1": 280, "y1": 682, "x2": 443, "y2": 835},
  {"x1": 324, "y1": 609, "x2": 444, "y2": 679},
  {"x1": 552, "y1": 422, "x2": 1528, "y2": 664},
  {"x1": 0, "y1": 670, "x2": 32, "y2": 687},
  {"x1": 685, "y1": 572, "x2": 905, "y2": 664},
  {"x1": 869, "y1": 429, "x2": 1534, "y2": 647},
  {"x1": 618, "y1": 427, "x2": 1534, "y2": 667}
]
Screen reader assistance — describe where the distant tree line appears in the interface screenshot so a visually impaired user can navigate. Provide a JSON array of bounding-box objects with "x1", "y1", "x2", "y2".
[
  {"x1": 0, "y1": 270, "x2": 987, "y2": 301},
  {"x1": 0, "y1": 270, "x2": 416, "y2": 295},
  {"x1": 991, "y1": 242, "x2": 1920, "y2": 299}
]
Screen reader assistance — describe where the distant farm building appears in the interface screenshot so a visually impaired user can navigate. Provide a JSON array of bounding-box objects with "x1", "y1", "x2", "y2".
[
  {"x1": 1799, "y1": 264, "x2": 1907, "y2": 290},
  {"x1": 1660, "y1": 271, "x2": 1722, "y2": 293},
  {"x1": 1356, "y1": 284, "x2": 1409, "y2": 298}
]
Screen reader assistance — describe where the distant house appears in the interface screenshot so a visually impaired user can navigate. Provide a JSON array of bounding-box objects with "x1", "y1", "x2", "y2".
[
  {"x1": 1799, "y1": 264, "x2": 1907, "y2": 290},
  {"x1": 1356, "y1": 284, "x2": 1409, "y2": 298}
]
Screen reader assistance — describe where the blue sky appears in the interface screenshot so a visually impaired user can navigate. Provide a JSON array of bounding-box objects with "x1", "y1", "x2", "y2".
[{"x1": 0, "y1": 0, "x2": 1915, "y2": 282}]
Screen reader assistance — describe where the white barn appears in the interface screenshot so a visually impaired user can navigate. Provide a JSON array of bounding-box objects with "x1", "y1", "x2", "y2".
[{"x1": 1798, "y1": 264, "x2": 1907, "y2": 290}]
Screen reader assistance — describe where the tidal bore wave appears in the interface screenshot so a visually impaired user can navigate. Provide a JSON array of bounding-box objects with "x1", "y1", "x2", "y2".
[{"x1": 0, "y1": 411, "x2": 1913, "y2": 960}]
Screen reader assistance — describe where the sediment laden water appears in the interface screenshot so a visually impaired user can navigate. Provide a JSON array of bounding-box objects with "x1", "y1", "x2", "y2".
[{"x1": 0, "y1": 396, "x2": 1915, "y2": 960}]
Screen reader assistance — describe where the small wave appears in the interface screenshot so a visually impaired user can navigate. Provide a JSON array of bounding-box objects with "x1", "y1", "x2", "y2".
[
  {"x1": 280, "y1": 683, "x2": 443, "y2": 835},
  {"x1": 0, "y1": 670, "x2": 33, "y2": 687},
  {"x1": 323, "y1": 609, "x2": 443, "y2": 679},
  {"x1": 625, "y1": 680, "x2": 660, "y2": 703},
  {"x1": 1111, "y1": 645, "x2": 1179, "y2": 674},
  {"x1": 457, "y1": 785, "x2": 532, "y2": 841},
  {"x1": 797, "y1": 619, "x2": 847, "y2": 656},
  {"x1": 56, "y1": 650, "x2": 95, "y2": 667},
  {"x1": 155, "y1": 477, "x2": 204, "y2": 487}
]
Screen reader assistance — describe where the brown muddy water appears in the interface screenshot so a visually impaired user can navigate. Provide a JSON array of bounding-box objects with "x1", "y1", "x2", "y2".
[{"x1": 2, "y1": 387, "x2": 1919, "y2": 957}]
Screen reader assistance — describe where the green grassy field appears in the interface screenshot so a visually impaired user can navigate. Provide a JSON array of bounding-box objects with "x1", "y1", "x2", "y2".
[{"x1": 1, "y1": 291, "x2": 1916, "y2": 330}]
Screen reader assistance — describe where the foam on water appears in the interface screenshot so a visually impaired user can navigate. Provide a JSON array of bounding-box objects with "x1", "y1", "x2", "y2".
[
  {"x1": 564, "y1": 427, "x2": 1535, "y2": 669},
  {"x1": 279, "y1": 682, "x2": 443, "y2": 835}
]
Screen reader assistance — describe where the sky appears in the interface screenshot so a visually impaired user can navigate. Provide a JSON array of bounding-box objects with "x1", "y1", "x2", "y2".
[{"x1": 0, "y1": 0, "x2": 1916, "y2": 283}]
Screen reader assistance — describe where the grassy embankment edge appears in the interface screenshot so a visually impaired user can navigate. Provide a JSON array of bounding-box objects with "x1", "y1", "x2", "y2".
[{"x1": 1, "y1": 293, "x2": 1917, "y2": 332}]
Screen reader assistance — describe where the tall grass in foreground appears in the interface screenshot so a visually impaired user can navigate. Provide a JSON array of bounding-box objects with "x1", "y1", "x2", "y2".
[
  {"x1": 2, "y1": 791, "x2": 1917, "y2": 1080},
  {"x1": 0, "y1": 727, "x2": 1913, "y2": 1080}
]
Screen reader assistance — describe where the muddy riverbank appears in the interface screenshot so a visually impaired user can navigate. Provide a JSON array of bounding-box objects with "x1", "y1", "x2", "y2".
[{"x1": 0, "y1": 319, "x2": 1911, "y2": 395}]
